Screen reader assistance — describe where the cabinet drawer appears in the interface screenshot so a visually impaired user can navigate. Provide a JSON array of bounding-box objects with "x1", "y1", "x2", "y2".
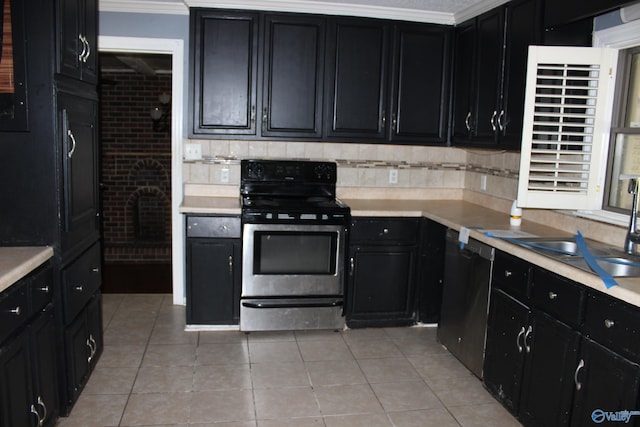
[
  {"x1": 350, "y1": 218, "x2": 419, "y2": 244},
  {"x1": 492, "y1": 251, "x2": 530, "y2": 301},
  {"x1": 0, "y1": 281, "x2": 29, "y2": 344},
  {"x1": 531, "y1": 267, "x2": 584, "y2": 328},
  {"x1": 583, "y1": 291, "x2": 640, "y2": 363},
  {"x1": 187, "y1": 216, "x2": 241, "y2": 238},
  {"x1": 62, "y1": 243, "x2": 101, "y2": 323},
  {"x1": 30, "y1": 264, "x2": 53, "y2": 314}
]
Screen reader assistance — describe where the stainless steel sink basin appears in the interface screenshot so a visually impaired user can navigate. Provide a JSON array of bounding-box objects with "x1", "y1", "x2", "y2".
[
  {"x1": 564, "y1": 257, "x2": 640, "y2": 277},
  {"x1": 507, "y1": 236, "x2": 640, "y2": 278}
]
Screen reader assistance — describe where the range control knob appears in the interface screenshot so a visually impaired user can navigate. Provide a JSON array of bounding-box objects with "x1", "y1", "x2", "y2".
[
  {"x1": 314, "y1": 164, "x2": 333, "y2": 180},
  {"x1": 246, "y1": 163, "x2": 264, "y2": 179}
]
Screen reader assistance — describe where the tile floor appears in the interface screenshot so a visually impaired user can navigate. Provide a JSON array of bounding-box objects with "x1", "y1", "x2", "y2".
[{"x1": 56, "y1": 293, "x2": 522, "y2": 427}]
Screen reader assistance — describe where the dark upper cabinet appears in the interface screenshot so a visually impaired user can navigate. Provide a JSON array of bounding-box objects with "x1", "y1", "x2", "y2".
[
  {"x1": 191, "y1": 10, "x2": 259, "y2": 136},
  {"x1": 544, "y1": 0, "x2": 634, "y2": 28},
  {"x1": 325, "y1": 19, "x2": 451, "y2": 144},
  {"x1": 389, "y1": 23, "x2": 451, "y2": 144},
  {"x1": 58, "y1": 93, "x2": 100, "y2": 258},
  {"x1": 56, "y1": 0, "x2": 98, "y2": 84},
  {"x1": 324, "y1": 19, "x2": 389, "y2": 139},
  {"x1": 262, "y1": 14, "x2": 325, "y2": 138},
  {"x1": 451, "y1": 0, "x2": 541, "y2": 149}
]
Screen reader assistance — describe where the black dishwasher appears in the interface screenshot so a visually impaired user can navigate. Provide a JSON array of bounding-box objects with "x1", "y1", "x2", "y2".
[{"x1": 437, "y1": 228, "x2": 494, "y2": 378}]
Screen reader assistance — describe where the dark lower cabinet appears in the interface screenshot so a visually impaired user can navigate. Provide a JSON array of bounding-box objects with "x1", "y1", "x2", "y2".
[
  {"x1": 416, "y1": 218, "x2": 446, "y2": 323},
  {"x1": 571, "y1": 337, "x2": 640, "y2": 427},
  {"x1": 63, "y1": 292, "x2": 102, "y2": 412},
  {"x1": 186, "y1": 215, "x2": 242, "y2": 325},
  {"x1": 187, "y1": 239, "x2": 241, "y2": 325},
  {"x1": 347, "y1": 217, "x2": 419, "y2": 327},
  {"x1": 0, "y1": 267, "x2": 59, "y2": 427}
]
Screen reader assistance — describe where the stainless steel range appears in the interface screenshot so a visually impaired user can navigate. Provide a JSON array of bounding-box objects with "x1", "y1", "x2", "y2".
[{"x1": 240, "y1": 159, "x2": 350, "y2": 331}]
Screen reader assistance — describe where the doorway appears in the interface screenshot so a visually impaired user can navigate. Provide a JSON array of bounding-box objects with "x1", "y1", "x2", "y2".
[{"x1": 98, "y1": 36, "x2": 186, "y2": 304}]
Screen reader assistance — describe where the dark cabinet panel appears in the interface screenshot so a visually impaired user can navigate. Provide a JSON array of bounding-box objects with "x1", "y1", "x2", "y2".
[
  {"x1": 187, "y1": 238, "x2": 241, "y2": 325},
  {"x1": 484, "y1": 288, "x2": 528, "y2": 414},
  {"x1": 262, "y1": 14, "x2": 325, "y2": 138},
  {"x1": 450, "y1": 21, "x2": 476, "y2": 142},
  {"x1": 325, "y1": 19, "x2": 389, "y2": 139},
  {"x1": 416, "y1": 218, "x2": 446, "y2": 323},
  {"x1": 544, "y1": 0, "x2": 634, "y2": 28},
  {"x1": 0, "y1": 329, "x2": 32, "y2": 427},
  {"x1": 191, "y1": 10, "x2": 259, "y2": 135},
  {"x1": 58, "y1": 93, "x2": 99, "y2": 257},
  {"x1": 56, "y1": 0, "x2": 98, "y2": 84},
  {"x1": 347, "y1": 217, "x2": 419, "y2": 327},
  {"x1": 519, "y1": 310, "x2": 580, "y2": 427},
  {"x1": 571, "y1": 338, "x2": 640, "y2": 427},
  {"x1": 389, "y1": 24, "x2": 451, "y2": 143}
]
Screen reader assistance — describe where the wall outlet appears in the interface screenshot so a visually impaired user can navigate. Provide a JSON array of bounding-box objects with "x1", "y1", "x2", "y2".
[
  {"x1": 220, "y1": 168, "x2": 230, "y2": 184},
  {"x1": 389, "y1": 169, "x2": 398, "y2": 184},
  {"x1": 184, "y1": 143, "x2": 202, "y2": 160},
  {"x1": 480, "y1": 174, "x2": 487, "y2": 191}
]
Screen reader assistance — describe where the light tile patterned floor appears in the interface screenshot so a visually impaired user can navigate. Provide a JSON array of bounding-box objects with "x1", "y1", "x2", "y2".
[{"x1": 56, "y1": 294, "x2": 521, "y2": 427}]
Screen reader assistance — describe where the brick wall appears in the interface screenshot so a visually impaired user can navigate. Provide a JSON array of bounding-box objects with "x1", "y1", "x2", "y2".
[{"x1": 100, "y1": 71, "x2": 172, "y2": 263}]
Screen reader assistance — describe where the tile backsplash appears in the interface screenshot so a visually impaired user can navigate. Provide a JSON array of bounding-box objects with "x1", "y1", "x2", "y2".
[{"x1": 182, "y1": 139, "x2": 520, "y2": 200}]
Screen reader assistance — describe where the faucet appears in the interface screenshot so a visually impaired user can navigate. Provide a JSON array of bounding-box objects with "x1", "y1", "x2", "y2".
[{"x1": 625, "y1": 177, "x2": 640, "y2": 255}]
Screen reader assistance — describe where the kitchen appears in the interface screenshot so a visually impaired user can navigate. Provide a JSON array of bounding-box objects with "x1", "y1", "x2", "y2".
[{"x1": 2, "y1": 0, "x2": 640, "y2": 426}]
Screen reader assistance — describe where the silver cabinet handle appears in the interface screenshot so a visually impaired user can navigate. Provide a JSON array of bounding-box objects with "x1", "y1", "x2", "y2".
[
  {"x1": 381, "y1": 111, "x2": 386, "y2": 130},
  {"x1": 83, "y1": 36, "x2": 91, "y2": 63},
  {"x1": 38, "y1": 285, "x2": 50, "y2": 293},
  {"x1": 604, "y1": 319, "x2": 615, "y2": 328},
  {"x1": 262, "y1": 107, "x2": 268, "y2": 126},
  {"x1": 250, "y1": 105, "x2": 256, "y2": 123},
  {"x1": 78, "y1": 34, "x2": 87, "y2": 62},
  {"x1": 504, "y1": 270, "x2": 512, "y2": 278},
  {"x1": 574, "y1": 359, "x2": 585, "y2": 391},
  {"x1": 524, "y1": 325, "x2": 533, "y2": 353},
  {"x1": 87, "y1": 334, "x2": 97, "y2": 363},
  {"x1": 391, "y1": 113, "x2": 397, "y2": 132},
  {"x1": 382, "y1": 228, "x2": 389, "y2": 235},
  {"x1": 37, "y1": 396, "x2": 47, "y2": 426},
  {"x1": 67, "y1": 130, "x2": 77, "y2": 159},
  {"x1": 490, "y1": 110, "x2": 497, "y2": 131},
  {"x1": 349, "y1": 257, "x2": 355, "y2": 276},
  {"x1": 516, "y1": 326, "x2": 525, "y2": 353},
  {"x1": 30, "y1": 404, "x2": 43, "y2": 426},
  {"x1": 549, "y1": 291, "x2": 558, "y2": 300},
  {"x1": 75, "y1": 285, "x2": 84, "y2": 292},
  {"x1": 464, "y1": 111, "x2": 471, "y2": 131},
  {"x1": 8, "y1": 306, "x2": 21, "y2": 316},
  {"x1": 498, "y1": 110, "x2": 506, "y2": 131},
  {"x1": 92, "y1": 267, "x2": 100, "y2": 273},
  {"x1": 228, "y1": 256, "x2": 233, "y2": 275}
]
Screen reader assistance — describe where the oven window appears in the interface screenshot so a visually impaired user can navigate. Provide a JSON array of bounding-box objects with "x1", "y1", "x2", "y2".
[{"x1": 254, "y1": 231, "x2": 337, "y2": 274}]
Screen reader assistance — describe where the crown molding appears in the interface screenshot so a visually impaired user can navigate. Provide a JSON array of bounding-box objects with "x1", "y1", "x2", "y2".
[
  {"x1": 100, "y1": 0, "x2": 190, "y2": 15},
  {"x1": 453, "y1": 0, "x2": 509, "y2": 24}
]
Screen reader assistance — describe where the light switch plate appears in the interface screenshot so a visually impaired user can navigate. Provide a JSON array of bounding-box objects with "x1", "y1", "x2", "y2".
[{"x1": 184, "y1": 143, "x2": 202, "y2": 160}]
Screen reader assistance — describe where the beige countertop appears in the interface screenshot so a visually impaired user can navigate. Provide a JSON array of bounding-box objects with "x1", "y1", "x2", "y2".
[
  {"x1": 180, "y1": 189, "x2": 640, "y2": 308},
  {"x1": 0, "y1": 246, "x2": 54, "y2": 294}
]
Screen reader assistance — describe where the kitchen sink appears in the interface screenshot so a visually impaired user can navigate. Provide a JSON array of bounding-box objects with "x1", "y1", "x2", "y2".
[
  {"x1": 564, "y1": 256, "x2": 640, "y2": 278},
  {"x1": 507, "y1": 236, "x2": 640, "y2": 278}
]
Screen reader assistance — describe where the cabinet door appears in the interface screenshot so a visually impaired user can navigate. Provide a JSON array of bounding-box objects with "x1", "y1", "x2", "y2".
[
  {"x1": 450, "y1": 21, "x2": 476, "y2": 143},
  {"x1": 389, "y1": 24, "x2": 451, "y2": 144},
  {"x1": 519, "y1": 310, "x2": 580, "y2": 427},
  {"x1": 483, "y1": 288, "x2": 528, "y2": 415},
  {"x1": 191, "y1": 10, "x2": 259, "y2": 135},
  {"x1": 0, "y1": 330, "x2": 33, "y2": 427},
  {"x1": 64, "y1": 311, "x2": 90, "y2": 407},
  {"x1": 472, "y1": 7, "x2": 504, "y2": 143},
  {"x1": 500, "y1": 0, "x2": 541, "y2": 148},
  {"x1": 58, "y1": 94, "x2": 99, "y2": 254},
  {"x1": 348, "y1": 245, "x2": 416, "y2": 324},
  {"x1": 187, "y1": 239, "x2": 240, "y2": 324},
  {"x1": 262, "y1": 14, "x2": 325, "y2": 138},
  {"x1": 57, "y1": 0, "x2": 97, "y2": 83},
  {"x1": 325, "y1": 19, "x2": 389, "y2": 139},
  {"x1": 30, "y1": 306, "x2": 59, "y2": 427},
  {"x1": 571, "y1": 338, "x2": 640, "y2": 427}
]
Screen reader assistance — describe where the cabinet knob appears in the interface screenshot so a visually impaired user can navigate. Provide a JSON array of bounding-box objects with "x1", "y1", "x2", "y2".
[
  {"x1": 38, "y1": 286, "x2": 50, "y2": 293},
  {"x1": 75, "y1": 285, "x2": 84, "y2": 292},
  {"x1": 504, "y1": 270, "x2": 512, "y2": 278},
  {"x1": 92, "y1": 267, "x2": 100, "y2": 273},
  {"x1": 548, "y1": 291, "x2": 557, "y2": 300},
  {"x1": 604, "y1": 319, "x2": 615, "y2": 329},
  {"x1": 382, "y1": 228, "x2": 389, "y2": 235},
  {"x1": 8, "y1": 306, "x2": 21, "y2": 316}
]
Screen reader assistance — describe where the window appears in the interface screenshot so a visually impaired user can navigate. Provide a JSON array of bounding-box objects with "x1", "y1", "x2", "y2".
[{"x1": 604, "y1": 47, "x2": 640, "y2": 214}]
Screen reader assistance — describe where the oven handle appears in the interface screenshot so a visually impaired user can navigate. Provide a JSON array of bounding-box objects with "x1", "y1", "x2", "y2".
[{"x1": 242, "y1": 299, "x2": 344, "y2": 309}]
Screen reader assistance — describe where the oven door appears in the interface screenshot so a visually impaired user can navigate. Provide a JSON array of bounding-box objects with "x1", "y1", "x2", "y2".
[{"x1": 242, "y1": 223, "x2": 345, "y2": 297}]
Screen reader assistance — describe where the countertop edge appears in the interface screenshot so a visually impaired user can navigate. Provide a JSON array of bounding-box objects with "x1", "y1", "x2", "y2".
[{"x1": 0, "y1": 246, "x2": 54, "y2": 293}]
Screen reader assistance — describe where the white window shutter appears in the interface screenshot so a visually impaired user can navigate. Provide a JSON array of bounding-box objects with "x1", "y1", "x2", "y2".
[{"x1": 517, "y1": 46, "x2": 618, "y2": 210}]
